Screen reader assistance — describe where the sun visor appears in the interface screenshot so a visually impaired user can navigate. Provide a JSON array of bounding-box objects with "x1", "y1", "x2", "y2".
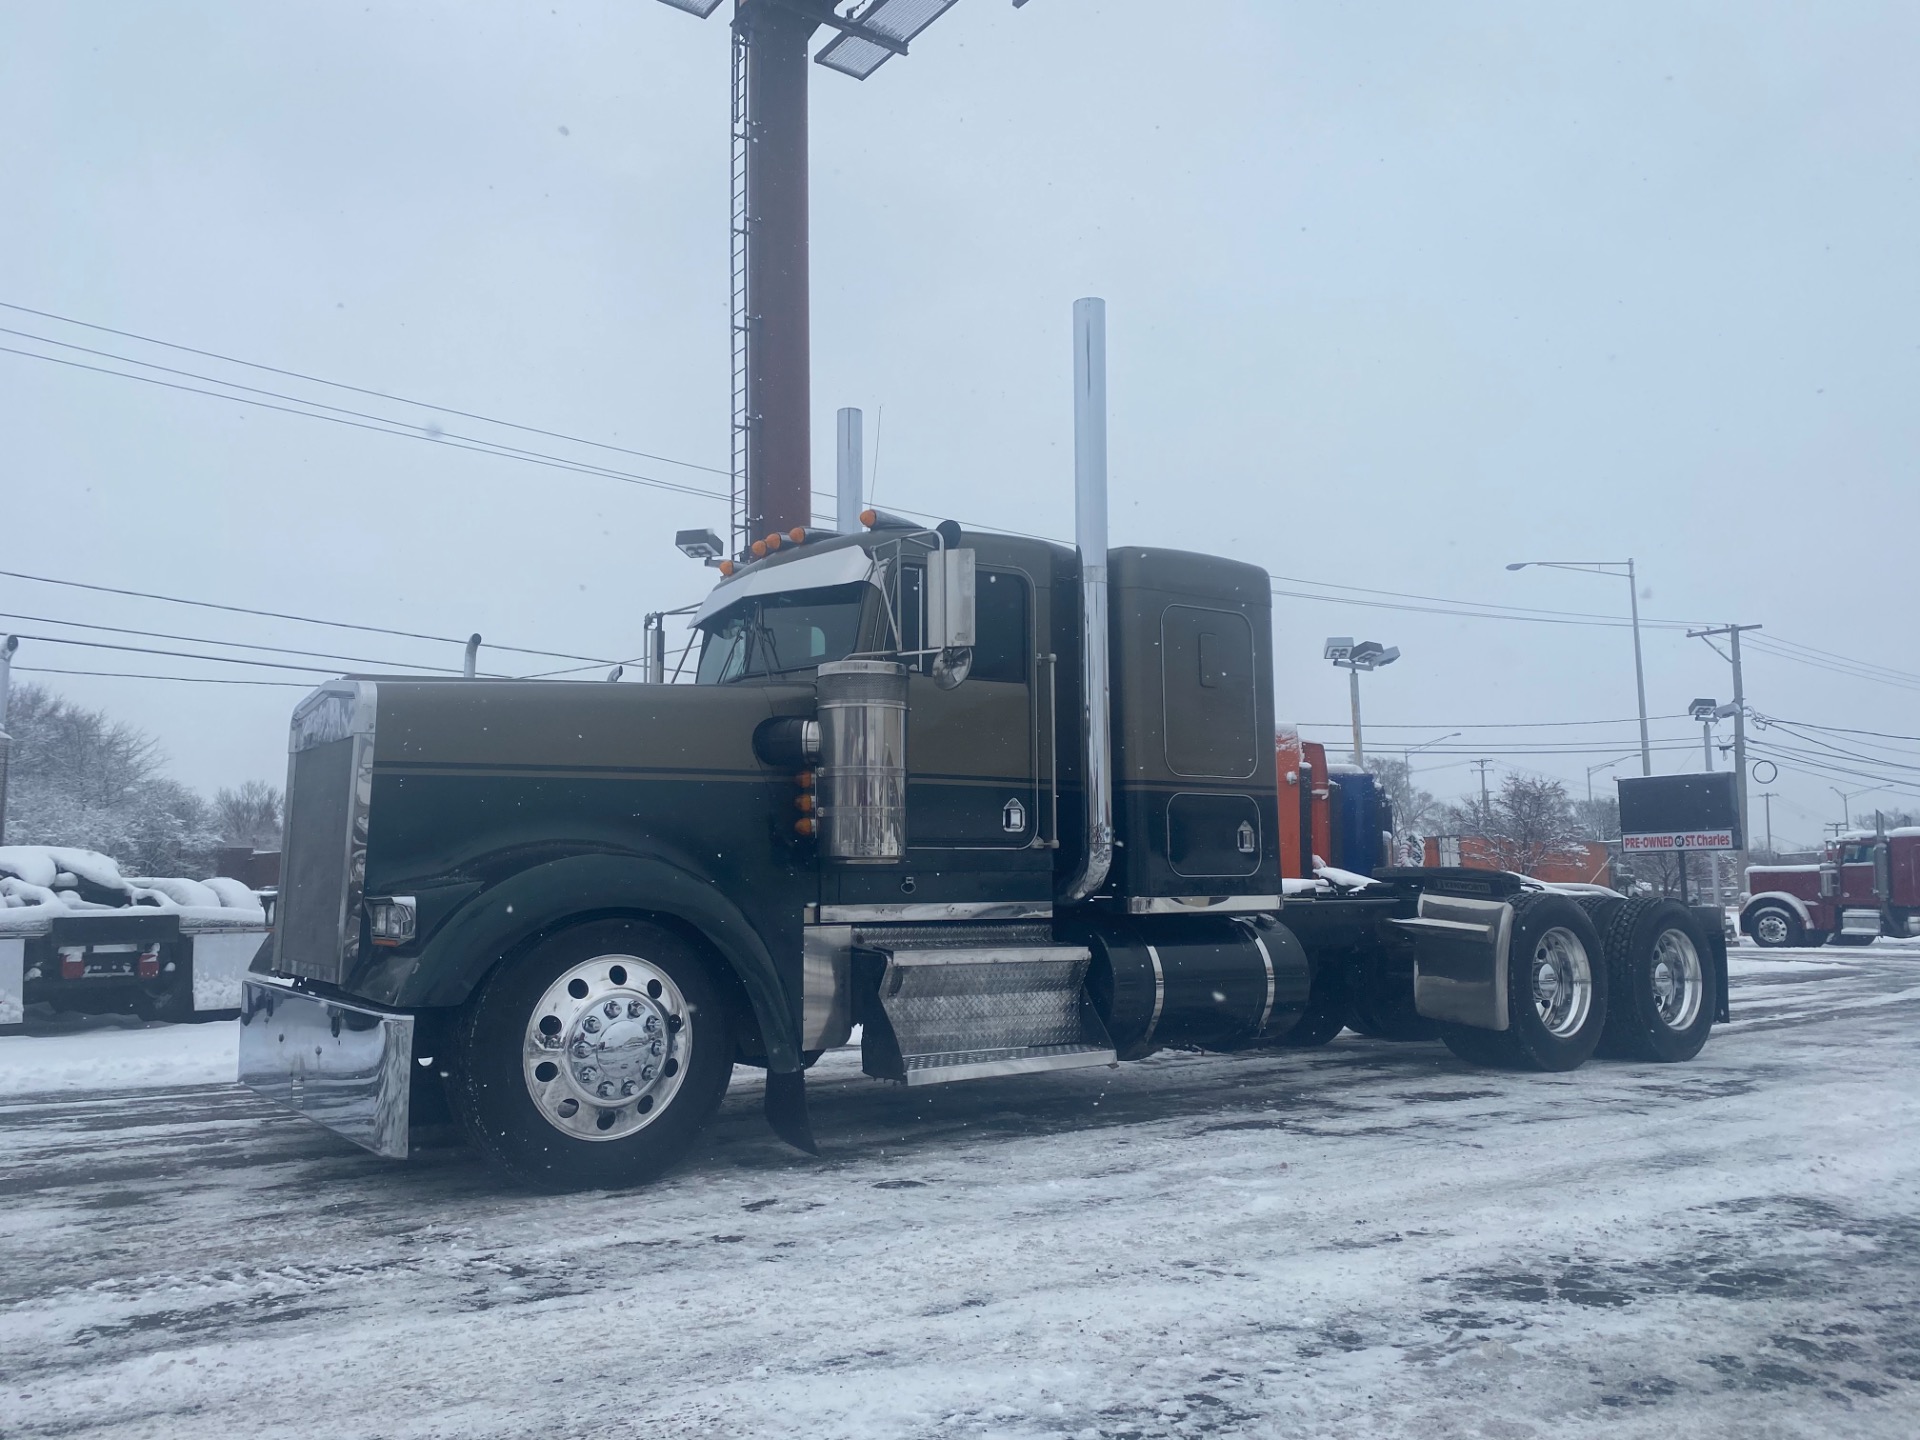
[{"x1": 691, "y1": 546, "x2": 879, "y2": 628}]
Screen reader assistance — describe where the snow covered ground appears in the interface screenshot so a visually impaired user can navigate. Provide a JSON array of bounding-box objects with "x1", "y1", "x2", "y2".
[{"x1": 1, "y1": 944, "x2": 1916, "y2": 1438}]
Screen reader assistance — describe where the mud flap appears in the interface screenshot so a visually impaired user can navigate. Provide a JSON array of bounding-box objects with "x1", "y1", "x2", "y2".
[
  {"x1": 1390, "y1": 893, "x2": 1514, "y2": 1032},
  {"x1": 763, "y1": 1069, "x2": 819, "y2": 1156}
]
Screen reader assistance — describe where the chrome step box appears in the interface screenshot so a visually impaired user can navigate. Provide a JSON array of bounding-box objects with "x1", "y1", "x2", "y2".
[{"x1": 860, "y1": 944, "x2": 1117, "y2": 1085}]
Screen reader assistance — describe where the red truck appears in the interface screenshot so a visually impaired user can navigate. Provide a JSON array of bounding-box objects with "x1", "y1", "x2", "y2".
[{"x1": 1742, "y1": 829, "x2": 1920, "y2": 948}]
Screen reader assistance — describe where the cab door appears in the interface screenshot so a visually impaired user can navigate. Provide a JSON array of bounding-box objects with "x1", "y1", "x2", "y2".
[{"x1": 899, "y1": 564, "x2": 1040, "y2": 850}]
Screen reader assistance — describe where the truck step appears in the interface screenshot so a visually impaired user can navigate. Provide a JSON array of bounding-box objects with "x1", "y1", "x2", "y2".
[{"x1": 860, "y1": 945, "x2": 1117, "y2": 1086}]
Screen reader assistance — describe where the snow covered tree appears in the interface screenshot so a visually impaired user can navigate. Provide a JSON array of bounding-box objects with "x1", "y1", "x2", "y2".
[{"x1": 1, "y1": 683, "x2": 224, "y2": 876}]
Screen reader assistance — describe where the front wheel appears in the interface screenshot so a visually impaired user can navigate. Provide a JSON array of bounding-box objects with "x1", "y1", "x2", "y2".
[
  {"x1": 1442, "y1": 892, "x2": 1608, "y2": 1072},
  {"x1": 1747, "y1": 903, "x2": 1802, "y2": 949},
  {"x1": 448, "y1": 919, "x2": 735, "y2": 1191}
]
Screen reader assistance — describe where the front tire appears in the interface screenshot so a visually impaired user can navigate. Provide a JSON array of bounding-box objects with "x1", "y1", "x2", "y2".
[
  {"x1": 1441, "y1": 892, "x2": 1608, "y2": 1072},
  {"x1": 1747, "y1": 903, "x2": 1802, "y2": 949},
  {"x1": 449, "y1": 919, "x2": 734, "y2": 1191}
]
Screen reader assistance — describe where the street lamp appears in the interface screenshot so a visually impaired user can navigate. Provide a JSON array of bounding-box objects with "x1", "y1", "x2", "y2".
[
  {"x1": 1507, "y1": 560, "x2": 1651, "y2": 776},
  {"x1": 1324, "y1": 637, "x2": 1400, "y2": 766},
  {"x1": 1585, "y1": 752, "x2": 1636, "y2": 807},
  {"x1": 1831, "y1": 785, "x2": 1880, "y2": 832}
]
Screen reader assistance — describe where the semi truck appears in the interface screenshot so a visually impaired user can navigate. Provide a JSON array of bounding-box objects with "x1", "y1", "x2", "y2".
[
  {"x1": 1743, "y1": 829, "x2": 1920, "y2": 948},
  {"x1": 239, "y1": 305, "x2": 1730, "y2": 1189}
]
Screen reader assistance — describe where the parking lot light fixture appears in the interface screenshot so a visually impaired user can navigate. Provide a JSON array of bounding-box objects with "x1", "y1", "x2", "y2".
[{"x1": 1507, "y1": 560, "x2": 1650, "y2": 776}]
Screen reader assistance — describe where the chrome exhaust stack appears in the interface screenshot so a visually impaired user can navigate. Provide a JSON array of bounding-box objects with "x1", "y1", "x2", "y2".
[{"x1": 1062, "y1": 298, "x2": 1114, "y2": 903}]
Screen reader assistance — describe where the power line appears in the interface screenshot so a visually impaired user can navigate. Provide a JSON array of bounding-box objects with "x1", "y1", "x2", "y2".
[
  {"x1": 0, "y1": 299, "x2": 731, "y2": 477},
  {"x1": 1, "y1": 326, "x2": 733, "y2": 503},
  {"x1": 15, "y1": 666, "x2": 310, "y2": 688},
  {"x1": 0, "y1": 611, "x2": 471, "y2": 675},
  {"x1": 1289, "y1": 713, "x2": 1689, "y2": 731},
  {"x1": 8, "y1": 633, "x2": 361, "y2": 676},
  {"x1": 0, "y1": 344, "x2": 731, "y2": 505},
  {"x1": 0, "y1": 568, "x2": 616, "y2": 664}
]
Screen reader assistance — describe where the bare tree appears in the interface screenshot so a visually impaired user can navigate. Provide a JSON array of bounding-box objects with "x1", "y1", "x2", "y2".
[
  {"x1": 1445, "y1": 773, "x2": 1585, "y2": 876},
  {"x1": 215, "y1": 780, "x2": 283, "y2": 850},
  {"x1": 1365, "y1": 756, "x2": 1438, "y2": 839}
]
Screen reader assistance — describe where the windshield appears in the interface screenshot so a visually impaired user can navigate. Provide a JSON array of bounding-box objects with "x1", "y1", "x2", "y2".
[{"x1": 695, "y1": 582, "x2": 868, "y2": 684}]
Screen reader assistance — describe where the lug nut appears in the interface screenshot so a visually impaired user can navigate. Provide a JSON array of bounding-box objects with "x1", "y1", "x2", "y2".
[
  {"x1": 603, "y1": 1000, "x2": 620, "y2": 1019},
  {"x1": 650, "y1": 1039, "x2": 664, "y2": 1057},
  {"x1": 583, "y1": 1016, "x2": 601, "y2": 1034},
  {"x1": 597, "y1": 1082, "x2": 613, "y2": 1098},
  {"x1": 628, "y1": 1000, "x2": 646, "y2": 1018},
  {"x1": 571, "y1": 1040, "x2": 591, "y2": 1058},
  {"x1": 621, "y1": 1080, "x2": 637, "y2": 1097},
  {"x1": 577, "y1": 1065, "x2": 598, "y2": 1081},
  {"x1": 644, "y1": 1015, "x2": 660, "y2": 1035},
  {"x1": 642, "y1": 1065, "x2": 656, "y2": 1082}
]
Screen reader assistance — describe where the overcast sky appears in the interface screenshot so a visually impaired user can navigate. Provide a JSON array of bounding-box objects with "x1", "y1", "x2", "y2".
[{"x1": 3, "y1": 1, "x2": 1916, "y2": 849}]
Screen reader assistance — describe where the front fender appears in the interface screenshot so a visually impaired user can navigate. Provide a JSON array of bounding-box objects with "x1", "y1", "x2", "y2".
[
  {"x1": 361, "y1": 851, "x2": 800, "y2": 1072},
  {"x1": 1741, "y1": 891, "x2": 1813, "y2": 933}
]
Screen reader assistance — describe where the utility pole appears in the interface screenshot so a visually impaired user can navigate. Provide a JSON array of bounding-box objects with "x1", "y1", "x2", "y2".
[
  {"x1": 0, "y1": 635, "x2": 15, "y2": 843},
  {"x1": 1473, "y1": 759, "x2": 1494, "y2": 821},
  {"x1": 1690, "y1": 623, "x2": 1761, "y2": 891},
  {"x1": 1758, "y1": 790, "x2": 1777, "y2": 855}
]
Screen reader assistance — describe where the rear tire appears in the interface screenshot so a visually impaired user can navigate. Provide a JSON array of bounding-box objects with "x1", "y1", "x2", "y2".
[
  {"x1": 448, "y1": 919, "x2": 734, "y2": 1191},
  {"x1": 1441, "y1": 892, "x2": 1608, "y2": 1072},
  {"x1": 1274, "y1": 961, "x2": 1349, "y2": 1048},
  {"x1": 1747, "y1": 903, "x2": 1803, "y2": 949},
  {"x1": 1345, "y1": 962, "x2": 1441, "y2": 1042},
  {"x1": 1595, "y1": 900, "x2": 1715, "y2": 1062}
]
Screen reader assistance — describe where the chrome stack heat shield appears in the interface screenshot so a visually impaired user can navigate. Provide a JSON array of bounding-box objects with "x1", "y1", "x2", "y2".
[{"x1": 816, "y1": 659, "x2": 908, "y2": 862}]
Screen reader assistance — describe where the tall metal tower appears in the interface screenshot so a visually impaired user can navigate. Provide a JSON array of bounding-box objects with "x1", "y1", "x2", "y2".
[{"x1": 654, "y1": 0, "x2": 992, "y2": 554}]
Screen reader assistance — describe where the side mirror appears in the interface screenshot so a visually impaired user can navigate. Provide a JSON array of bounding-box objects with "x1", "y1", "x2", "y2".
[
  {"x1": 925, "y1": 547, "x2": 975, "y2": 689},
  {"x1": 925, "y1": 548, "x2": 976, "y2": 652}
]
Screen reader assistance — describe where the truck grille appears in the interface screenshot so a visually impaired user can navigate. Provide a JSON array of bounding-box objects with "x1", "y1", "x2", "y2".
[{"x1": 274, "y1": 682, "x2": 377, "y2": 985}]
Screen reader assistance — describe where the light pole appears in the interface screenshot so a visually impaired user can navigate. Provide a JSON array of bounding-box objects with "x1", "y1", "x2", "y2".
[
  {"x1": 1585, "y1": 753, "x2": 1636, "y2": 808},
  {"x1": 1324, "y1": 637, "x2": 1400, "y2": 767},
  {"x1": 1831, "y1": 786, "x2": 1879, "y2": 832},
  {"x1": 0, "y1": 634, "x2": 16, "y2": 843},
  {"x1": 1507, "y1": 560, "x2": 1651, "y2": 776}
]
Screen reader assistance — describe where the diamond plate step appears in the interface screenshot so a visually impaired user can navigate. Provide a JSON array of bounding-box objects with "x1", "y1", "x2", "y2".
[{"x1": 860, "y1": 945, "x2": 1117, "y2": 1086}]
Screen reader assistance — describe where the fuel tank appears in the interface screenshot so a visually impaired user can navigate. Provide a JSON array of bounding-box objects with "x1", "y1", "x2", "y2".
[{"x1": 1066, "y1": 913, "x2": 1310, "y2": 1059}]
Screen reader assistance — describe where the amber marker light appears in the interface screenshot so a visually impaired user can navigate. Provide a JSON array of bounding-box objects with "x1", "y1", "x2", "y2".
[
  {"x1": 718, "y1": 559, "x2": 735, "y2": 576},
  {"x1": 751, "y1": 540, "x2": 768, "y2": 558},
  {"x1": 794, "y1": 817, "x2": 816, "y2": 837},
  {"x1": 765, "y1": 533, "x2": 782, "y2": 551},
  {"x1": 788, "y1": 527, "x2": 806, "y2": 544},
  {"x1": 860, "y1": 508, "x2": 877, "y2": 527}
]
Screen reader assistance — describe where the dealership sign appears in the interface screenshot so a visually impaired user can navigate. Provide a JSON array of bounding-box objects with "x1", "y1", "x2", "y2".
[
  {"x1": 1620, "y1": 829, "x2": 1736, "y2": 853},
  {"x1": 1616, "y1": 773, "x2": 1744, "y2": 853}
]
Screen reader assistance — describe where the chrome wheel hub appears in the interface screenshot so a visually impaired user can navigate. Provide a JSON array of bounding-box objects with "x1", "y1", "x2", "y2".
[
  {"x1": 1754, "y1": 912, "x2": 1790, "y2": 946},
  {"x1": 1530, "y1": 926, "x2": 1592, "y2": 1038},
  {"x1": 522, "y1": 954, "x2": 690, "y2": 1142},
  {"x1": 1648, "y1": 928, "x2": 1703, "y2": 1030}
]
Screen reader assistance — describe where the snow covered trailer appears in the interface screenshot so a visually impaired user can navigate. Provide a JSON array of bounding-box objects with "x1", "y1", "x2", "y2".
[{"x1": 0, "y1": 850, "x2": 269, "y2": 1030}]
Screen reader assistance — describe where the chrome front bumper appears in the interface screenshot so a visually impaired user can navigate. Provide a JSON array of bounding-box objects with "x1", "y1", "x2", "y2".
[{"x1": 239, "y1": 978, "x2": 413, "y2": 1158}]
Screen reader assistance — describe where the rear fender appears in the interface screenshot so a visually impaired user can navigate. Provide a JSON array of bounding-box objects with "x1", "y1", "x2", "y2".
[
  {"x1": 1391, "y1": 892, "x2": 1513, "y2": 1032},
  {"x1": 373, "y1": 851, "x2": 799, "y2": 1072}
]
